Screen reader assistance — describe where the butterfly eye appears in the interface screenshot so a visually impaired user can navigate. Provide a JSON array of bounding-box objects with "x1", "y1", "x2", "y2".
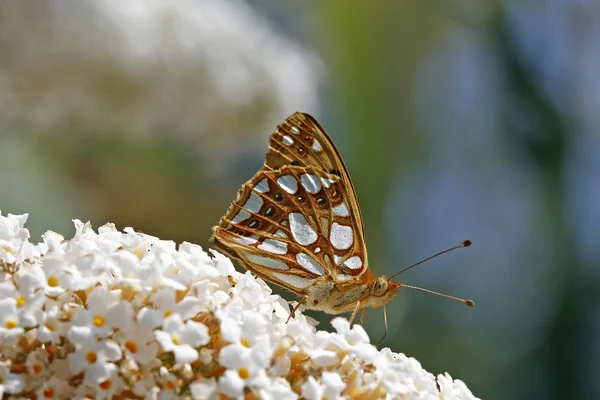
[
  {"x1": 373, "y1": 278, "x2": 388, "y2": 296},
  {"x1": 291, "y1": 161, "x2": 300, "y2": 166},
  {"x1": 274, "y1": 192, "x2": 284, "y2": 202},
  {"x1": 297, "y1": 194, "x2": 307, "y2": 203},
  {"x1": 316, "y1": 196, "x2": 327, "y2": 206},
  {"x1": 264, "y1": 206, "x2": 275, "y2": 217},
  {"x1": 248, "y1": 220, "x2": 260, "y2": 229},
  {"x1": 298, "y1": 148, "x2": 306, "y2": 155}
]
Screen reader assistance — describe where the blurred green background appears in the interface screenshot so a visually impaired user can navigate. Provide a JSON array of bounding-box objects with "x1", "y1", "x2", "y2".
[{"x1": 1, "y1": 2, "x2": 598, "y2": 398}]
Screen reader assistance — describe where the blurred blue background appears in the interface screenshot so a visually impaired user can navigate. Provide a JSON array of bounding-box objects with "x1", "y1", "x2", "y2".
[{"x1": 1, "y1": 2, "x2": 599, "y2": 398}]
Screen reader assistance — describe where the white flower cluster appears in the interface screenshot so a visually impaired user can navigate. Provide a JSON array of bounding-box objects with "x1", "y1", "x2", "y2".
[{"x1": 0, "y1": 211, "x2": 479, "y2": 399}]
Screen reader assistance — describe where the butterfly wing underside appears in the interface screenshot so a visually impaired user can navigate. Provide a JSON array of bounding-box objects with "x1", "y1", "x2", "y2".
[
  {"x1": 212, "y1": 112, "x2": 369, "y2": 295},
  {"x1": 263, "y1": 112, "x2": 366, "y2": 240}
]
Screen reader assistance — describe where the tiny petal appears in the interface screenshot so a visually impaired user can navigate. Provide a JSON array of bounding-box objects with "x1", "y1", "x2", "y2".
[
  {"x1": 182, "y1": 320, "x2": 210, "y2": 347},
  {"x1": 310, "y1": 349, "x2": 338, "y2": 367},
  {"x1": 301, "y1": 376, "x2": 323, "y2": 400},
  {"x1": 172, "y1": 343, "x2": 199, "y2": 364},
  {"x1": 219, "y1": 369, "x2": 245, "y2": 398}
]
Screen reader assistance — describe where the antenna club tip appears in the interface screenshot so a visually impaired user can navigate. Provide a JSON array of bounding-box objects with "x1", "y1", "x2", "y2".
[
  {"x1": 465, "y1": 299, "x2": 475, "y2": 307},
  {"x1": 462, "y1": 240, "x2": 472, "y2": 247}
]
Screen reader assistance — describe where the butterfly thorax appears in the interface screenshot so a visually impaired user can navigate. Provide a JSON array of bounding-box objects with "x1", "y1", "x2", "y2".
[{"x1": 303, "y1": 274, "x2": 402, "y2": 314}]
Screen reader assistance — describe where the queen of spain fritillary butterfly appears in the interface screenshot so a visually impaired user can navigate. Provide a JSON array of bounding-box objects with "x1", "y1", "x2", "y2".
[{"x1": 211, "y1": 112, "x2": 473, "y2": 336}]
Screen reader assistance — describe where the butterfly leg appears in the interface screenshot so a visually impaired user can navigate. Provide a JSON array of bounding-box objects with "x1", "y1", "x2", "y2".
[
  {"x1": 358, "y1": 308, "x2": 367, "y2": 325},
  {"x1": 286, "y1": 295, "x2": 308, "y2": 323},
  {"x1": 348, "y1": 300, "x2": 361, "y2": 325},
  {"x1": 376, "y1": 304, "x2": 389, "y2": 347}
]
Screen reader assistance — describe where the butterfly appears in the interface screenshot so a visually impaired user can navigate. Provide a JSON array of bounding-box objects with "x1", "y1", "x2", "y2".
[{"x1": 211, "y1": 112, "x2": 473, "y2": 332}]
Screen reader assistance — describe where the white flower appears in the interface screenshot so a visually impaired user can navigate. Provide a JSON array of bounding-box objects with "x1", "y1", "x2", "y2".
[
  {"x1": 218, "y1": 343, "x2": 270, "y2": 397},
  {"x1": 72, "y1": 286, "x2": 133, "y2": 337},
  {"x1": 129, "y1": 360, "x2": 162, "y2": 397},
  {"x1": 329, "y1": 317, "x2": 377, "y2": 360},
  {"x1": 36, "y1": 300, "x2": 70, "y2": 344},
  {"x1": 258, "y1": 377, "x2": 298, "y2": 400},
  {"x1": 26, "y1": 348, "x2": 50, "y2": 378},
  {"x1": 190, "y1": 378, "x2": 218, "y2": 400},
  {"x1": 67, "y1": 327, "x2": 122, "y2": 384},
  {"x1": 39, "y1": 230, "x2": 65, "y2": 254},
  {"x1": 209, "y1": 249, "x2": 239, "y2": 281},
  {"x1": 0, "y1": 212, "x2": 28, "y2": 240},
  {"x1": 15, "y1": 263, "x2": 47, "y2": 295},
  {"x1": 219, "y1": 310, "x2": 271, "y2": 353},
  {"x1": 178, "y1": 243, "x2": 222, "y2": 281},
  {"x1": 156, "y1": 249, "x2": 201, "y2": 290},
  {"x1": 36, "y1": 376, "x2": 73, "y2": 399},
  {"x1": 38, "y1": 257, "x2": 73, "y2": 296},
  {"x1": 229, "y1": 271, "x2": 271, "y2": 307},
  {"x1": 438, "y1": 373, "x2": 479, "y2": 400},
  {"x1": 301, "y1": 372, "x2": 346, "y2": 400},
  {"x1": 0, "y1": 298, "x2": 25, "y2": 345},
  {"x1": 309, "y1": 348, "x2": 339, "y2": 367},
  {"x1": 0, "y1": 280, "x2": 42, "y2": 327},
  {"x1": 0, "y1": 212, "x2": 37, "y2": 265},
  {"x1": 158, "y1": 366, "x2": 180, "y2": 393},
  {"x1": 188, "y1": 280, "x2": 229, "y2": 312},
  {"x1": 109, "y1": 250, "x2": 152, "y2": 289},
  {"x1": 95, "y1": 367, "x2": 125, "y2": 399},
  {"x1": 91, "y1": 223, "x2": 124, "y2": 252},
  {"x1": 115, "y1": 324, "x2": 158, "y2": 365},
  {"x1": 154, "y1": 314, "x2": 209, "y2": 364},
  {"x1": 217, "y1": 369, "x2": 244, "y2": 398},
  {"x1": 64, "y1": 221, "x2": 114, "y2": 289},
  {"x1": 138, "y1": 287, "x2": 202, "y2": 329},
  {"x1": 0, "y1": 365, "x2": 25, "y2": 395}
]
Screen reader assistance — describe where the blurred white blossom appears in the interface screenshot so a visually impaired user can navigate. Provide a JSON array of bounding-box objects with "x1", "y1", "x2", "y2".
[
  {"x1": 0, "y1": 211, "x2": 479, "y2": 399},
  {"x1": 0, "y1": 1, "x2": 321, "y2": 161}
]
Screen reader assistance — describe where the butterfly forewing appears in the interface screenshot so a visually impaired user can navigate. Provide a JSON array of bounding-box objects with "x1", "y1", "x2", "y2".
[
  {"x1": 265, "y1": 113, "x2": 367, "y2": 259},
  {"x1": 212, "y1": 112, "x2": 369, "y2": 297}
]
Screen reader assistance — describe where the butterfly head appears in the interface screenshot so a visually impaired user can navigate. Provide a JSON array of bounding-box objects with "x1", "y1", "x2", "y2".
[{"x1": 369, "y1": 276, "x2": 402, "y2": 307}]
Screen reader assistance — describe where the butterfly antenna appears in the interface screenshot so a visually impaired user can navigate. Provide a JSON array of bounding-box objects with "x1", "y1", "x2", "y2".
[
  {"x1": 388, "y1": 240, "x2": 472, "y2": 281},
  {"x1": 400, "y1": 284, "x2": 474, "y2": 307},
  {"x1": 387, "y1": 240, "x2": 474, "y2": 307}
]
